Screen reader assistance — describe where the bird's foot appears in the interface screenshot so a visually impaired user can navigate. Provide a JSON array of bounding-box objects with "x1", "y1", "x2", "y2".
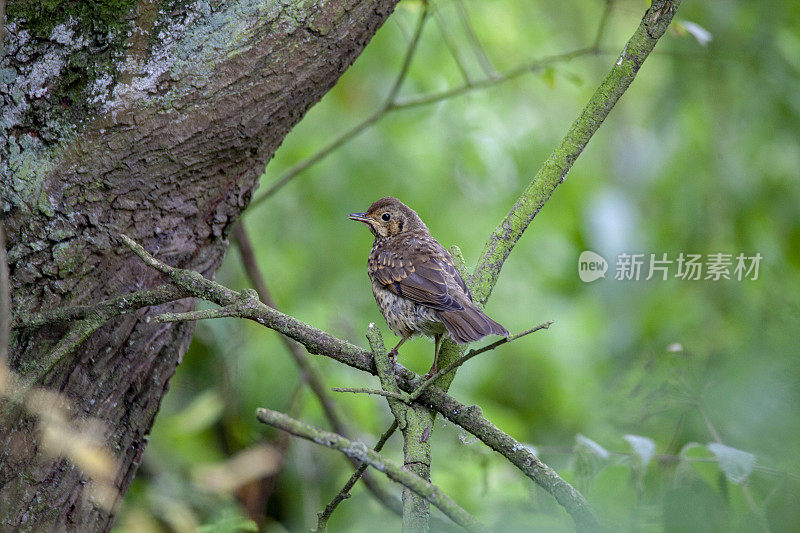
[
  {"x1": 424, "y1": 366, "x2": 438, "y2": 380},
  {"x1": 388, "y1": 348, "x2": 398, "y2": 366}
]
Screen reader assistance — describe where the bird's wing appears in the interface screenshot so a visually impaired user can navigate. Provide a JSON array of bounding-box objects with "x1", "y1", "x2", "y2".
[{"x1": 370, "y1": 236, "x2": 469, "y2": 311}]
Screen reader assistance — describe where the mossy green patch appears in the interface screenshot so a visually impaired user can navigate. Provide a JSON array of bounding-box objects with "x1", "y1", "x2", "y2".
[
  {"x1": 52, "y1": 240, "x2": 81, "y2": 277},
  {"x1": 7, "y1": 0, "x2": 137, "y2": 38}
]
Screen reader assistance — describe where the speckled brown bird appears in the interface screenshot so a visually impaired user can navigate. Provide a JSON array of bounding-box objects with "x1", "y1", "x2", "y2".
[{"x1": 349, "y1": 197, "x2": 508, "y2": 375}]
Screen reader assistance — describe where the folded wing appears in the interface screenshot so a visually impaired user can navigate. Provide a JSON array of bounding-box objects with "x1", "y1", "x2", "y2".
[{"x1": 370, "y1": 236, "x2": 508, "y2": 343}]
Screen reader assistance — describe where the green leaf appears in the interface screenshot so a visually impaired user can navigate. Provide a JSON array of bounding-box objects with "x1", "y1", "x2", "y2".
[
  {"x1": 706, "y1": 443, "x2": 756, "y2": 484},
  {"x1": 624, "y1": 434, "x2": 656, "y2": 467}
]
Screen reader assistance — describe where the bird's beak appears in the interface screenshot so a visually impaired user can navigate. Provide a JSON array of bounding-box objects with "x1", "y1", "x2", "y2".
[{"x1": 348, "y1": 212, "x2": 372, "y2": 224}]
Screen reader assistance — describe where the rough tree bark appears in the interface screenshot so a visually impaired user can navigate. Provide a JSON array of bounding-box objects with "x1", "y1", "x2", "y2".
[{"x1": 0, "y1": 0, "x2": 398, "y2": 530}]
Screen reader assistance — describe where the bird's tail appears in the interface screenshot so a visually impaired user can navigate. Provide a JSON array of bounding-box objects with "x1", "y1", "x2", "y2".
[{"x1": 437, "y1": 303, "x2": 509, "y2": 344}]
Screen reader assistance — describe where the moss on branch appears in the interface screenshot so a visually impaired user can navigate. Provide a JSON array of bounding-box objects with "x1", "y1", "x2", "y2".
[{"x1": 471, "y1": 0, "x2": 682, "y2": 306}]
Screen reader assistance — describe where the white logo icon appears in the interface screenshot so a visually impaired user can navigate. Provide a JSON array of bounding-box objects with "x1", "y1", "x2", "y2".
[{"x1": 578, "y1": 251, "x2": 608, "y2": 282}]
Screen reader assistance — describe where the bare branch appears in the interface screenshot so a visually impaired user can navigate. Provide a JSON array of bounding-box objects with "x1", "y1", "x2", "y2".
[
  {"x1": 12, "y1": 283, "x2": 189, "y2": 385},
  {"x1": 433, "y1": 2, "x2": 472, "y2": 84},
  {"x1": 247, "y1": 28, "x2": 598, "y2": 211},
  {"x1": 368, "y1": 324, "x2": 409, "y2": 413},
  {"x1": 315, "y1": 420, "x2": 399, "y2": 532},
  {"x1": 454, "y1": 0, "x2": 495, "y2": 78},
  {"x1": 256, "y1": 408, "x2": 489, "y2": 533},
  {"x1": 408, "y1": 320, "x2": 553, "y2": 402},
  {"x1": 593, "y1": 0, "x2": 615, "y2": 51},
  {"x1": 30, "y1": 315, "x2": 108, "y2": 385},
  {"x1": 385, "y1": 1, "x2": 429, "y2": 103},
  {"x1": 232, "y1": 224, "x2": 353, "y2": 438},
  {"x1": 390, "y1": 47, "x2": 594, "y2": 109},
  {"x1": 332, "y1": 387, "x2": 410, "y2": 403},
  {"x1": 154, "y1": 305, "x2": 242, "y2": 323}
]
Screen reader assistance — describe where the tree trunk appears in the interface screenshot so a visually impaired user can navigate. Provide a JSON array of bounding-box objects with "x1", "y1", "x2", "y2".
[{"x1": 0, "y1": 0, "x2": 398, "y2": 530}]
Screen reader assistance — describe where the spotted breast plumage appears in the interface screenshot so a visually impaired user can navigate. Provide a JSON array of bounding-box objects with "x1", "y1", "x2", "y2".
[{"x1": 349, "y1": 196, "x2": 508, "y2": 375}]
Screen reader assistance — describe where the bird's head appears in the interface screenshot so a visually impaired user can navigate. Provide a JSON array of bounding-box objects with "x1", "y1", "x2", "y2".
[{"x1": 348, "y1": 196, "x2": 428, "y2": 238}]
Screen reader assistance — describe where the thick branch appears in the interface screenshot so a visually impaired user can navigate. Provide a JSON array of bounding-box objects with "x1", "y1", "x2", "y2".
[
  {"x1": 256, "y1": 408, "x2": 488, "y2": 533},
  {"x1": 472, "y1": 0, "x2": 682, "y2": 305}
]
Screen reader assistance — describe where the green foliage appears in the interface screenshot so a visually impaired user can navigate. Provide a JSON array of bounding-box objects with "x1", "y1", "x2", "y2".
[{"x1": 117, "y1": 0, "x2": 800, "y2": 531}]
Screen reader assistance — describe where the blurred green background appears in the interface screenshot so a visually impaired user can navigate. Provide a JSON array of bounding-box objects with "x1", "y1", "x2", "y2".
[{"x1": 115, "y1": 0, "x2": 800, "y2": 531}]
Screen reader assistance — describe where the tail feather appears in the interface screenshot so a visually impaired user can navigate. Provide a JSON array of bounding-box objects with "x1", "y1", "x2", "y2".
[{"x1": 437, "y1": 303, "x2": 509, "y2": 344}]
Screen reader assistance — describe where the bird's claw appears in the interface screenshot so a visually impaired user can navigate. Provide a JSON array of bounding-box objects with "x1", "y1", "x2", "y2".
[{"x1": 388, "y1": 348, "x2": 398, "y2": 366}]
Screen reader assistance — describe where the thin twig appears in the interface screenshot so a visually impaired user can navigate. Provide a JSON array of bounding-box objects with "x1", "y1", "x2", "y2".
[
  {"x1": 154, "y1": 305, "x2": 242, "y2": 322},
  {"x1": 233, "y1": 224, "x2": 350, "y2": 434},
  {"x1": 332, "y1": 387, "x2": 410, "y2": 403},
  {"x1": 315, "y1": 420, "x2": 399, "y2": 532},
  {"x1": 454, "y1": 0, "x2": 495, "y2": 78},
  {"x1": 408, "y1": 320, "x2": 553, "y2": 402},
  {"x1": 392, "y1": 46, "x2": 594, "y2": 109},
  {"x1": 15, "y1": 284, "x2": 189, "y2": 384},
  {"x1": 30, "y1": 314, "x2": 107, "y2": 384},
  {"x1": 433, "y1": 3, "x2": 472, "y2": 84},
  {"x1": 257, "y1": 408, "x2": 489, "y2": 533},
  {"x1": 249, "y1": 109, "x2": 385, "y2": 207},
  {"x1": 386, "y1": 1, "x2": 429, "y2": 103},
  {"x1": 593, "y1": 0, "x2": 615, "y2": 51},
  {"x1": 699, "y1": 406, "x2": 723, "y2": 444},
  {"x1": 368, "y1": 324, "x2": 408, "y2": 410},
  {"x1": 700, "y1": 405, "x2": 769, "y2": 530}
]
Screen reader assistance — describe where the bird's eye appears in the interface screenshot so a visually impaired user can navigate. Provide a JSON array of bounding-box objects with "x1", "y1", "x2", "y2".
[{"x1": 381, "y1": 213, "x2": 391, "y2": 221}]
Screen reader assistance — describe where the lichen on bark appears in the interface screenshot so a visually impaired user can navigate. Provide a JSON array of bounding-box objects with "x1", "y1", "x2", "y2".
[{"x1": 1, "y1": 0, "x2": 401, "y2": 530}]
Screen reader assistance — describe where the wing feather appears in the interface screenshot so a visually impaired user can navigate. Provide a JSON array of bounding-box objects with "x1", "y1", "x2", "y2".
[{"x1": 370, "y1": 236, "x2": 468, "y2": 312}]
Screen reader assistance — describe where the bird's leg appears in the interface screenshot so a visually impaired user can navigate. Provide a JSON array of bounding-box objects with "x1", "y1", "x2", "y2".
[
  {"x1": 387, "y1": 336, "x2": 407, "y2": 366},
  {"x1": 425, "y1": 333, "x2": 443, "y2": 379}
]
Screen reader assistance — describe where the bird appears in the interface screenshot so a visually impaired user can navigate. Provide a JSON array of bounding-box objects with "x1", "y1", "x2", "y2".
[{"x1": 349, "y1": 196, "x2": 508, "y2": 376}]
